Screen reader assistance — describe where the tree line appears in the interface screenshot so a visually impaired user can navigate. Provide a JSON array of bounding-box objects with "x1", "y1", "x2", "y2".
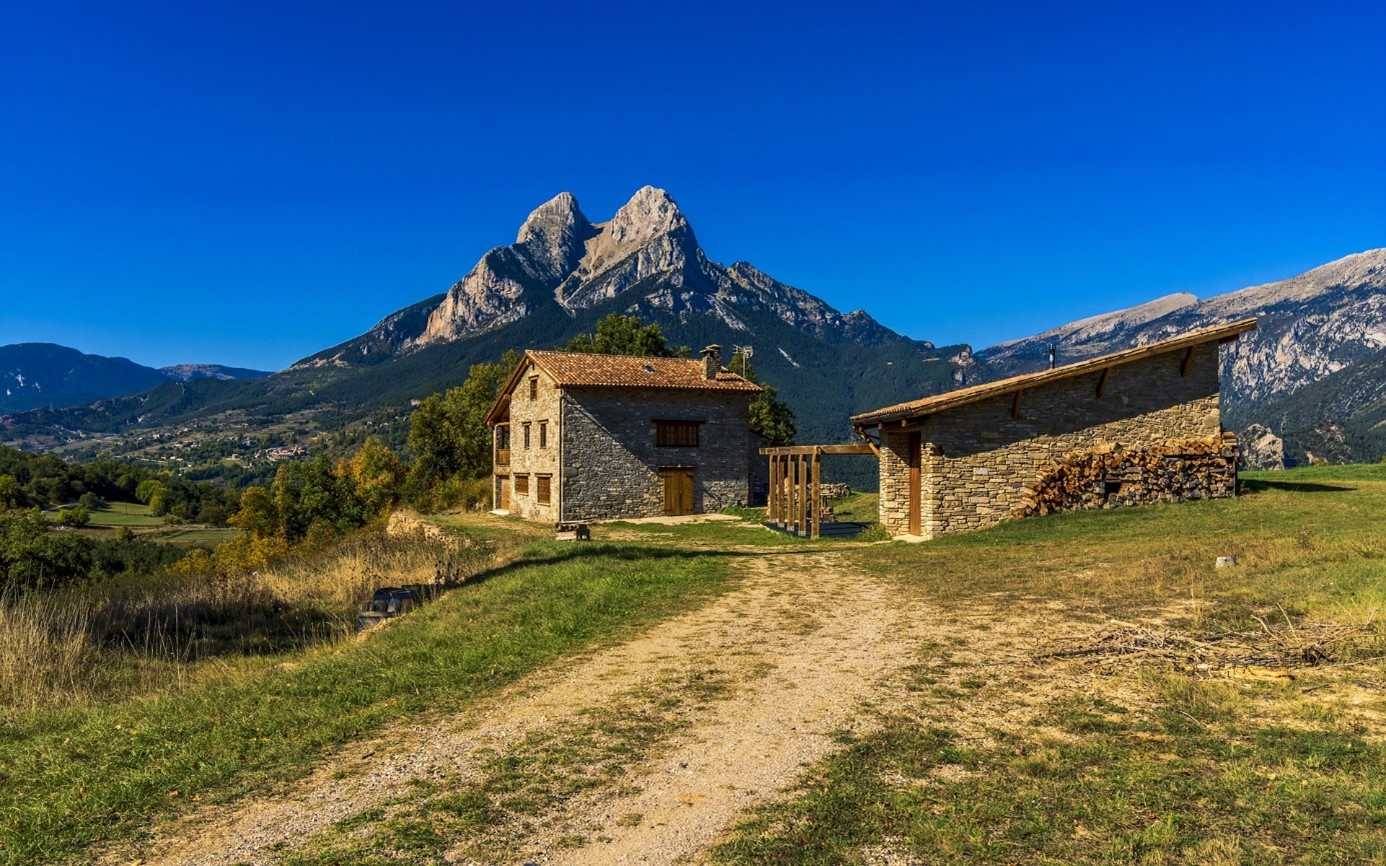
[{"x1": 5, "y1": 314, "x2": 796, "y2": 584}]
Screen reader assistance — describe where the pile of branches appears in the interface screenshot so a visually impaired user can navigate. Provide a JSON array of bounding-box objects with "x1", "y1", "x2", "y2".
[
  {"x1": 1040, "y1": 613, "x2": 1382, "y2": 678},
  {"x1": 1011, "y1": 434, "x2": 1238, "y2": 519}
]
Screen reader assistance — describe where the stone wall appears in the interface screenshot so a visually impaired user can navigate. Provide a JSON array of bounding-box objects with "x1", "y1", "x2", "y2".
[
  {"x1": 878, "y1": 342, "x2": 1231, "y2": 537},
  {"x1": 562, "y1": 387, "x2": 754, "y2": 521},
  {"x1": 501, "y1": 361, "x2": 563, "y2": 522}
]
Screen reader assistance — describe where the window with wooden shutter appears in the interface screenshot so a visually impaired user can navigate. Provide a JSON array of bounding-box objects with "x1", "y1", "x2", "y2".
[
  {"x1": 536, "y1": 475, "x2": 552, "y2": 504},
  {"x1": 655, "y1": 420, "x2": 701, "y2": 447},
  {"x1": 514, "y1": 474, "x2": 529, "y2": 496}
]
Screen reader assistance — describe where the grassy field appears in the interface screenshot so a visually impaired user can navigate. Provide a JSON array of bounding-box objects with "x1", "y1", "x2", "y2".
[
  {"x1": 47, "y1": 500, "x2": 244, "y2": 545},
  {"x1": 710, "y1": 465, "x2": 1386, "y2": 865},
  {"x1": 88, "y1": 500, "x2": 166, "y2": 526},
  {"x1": 0, "y1": 517, "x2": 736, "y2": 865},
  {"x1": 5, "y1": 467, "x2": 1384, "y2": 864}
]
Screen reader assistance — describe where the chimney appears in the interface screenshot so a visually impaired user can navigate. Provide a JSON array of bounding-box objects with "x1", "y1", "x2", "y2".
[{"x1": 700, "y1": 344, "x2": 722, "y2": 380}]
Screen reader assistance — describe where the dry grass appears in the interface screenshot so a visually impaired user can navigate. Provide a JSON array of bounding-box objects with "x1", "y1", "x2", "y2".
[
  {"x1": 0, "y1": 526, "x2": 485, "y2": 718},
  {"x1": 0, "y1": 590, "x2": 96, "y2": 713}
]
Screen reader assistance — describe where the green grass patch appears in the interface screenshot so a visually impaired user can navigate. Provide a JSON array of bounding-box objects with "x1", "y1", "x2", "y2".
[
  {"x1": 0, "y1": 540, "x2": 739, "y2": 865},
  {"x1": 714, "y1": 685, "x2": 1386, "y2": 865},
  {"x1": 712, "y1": 465, "x2": 1386, "y2": 864},
  {"x1": 86, "y1": 501, "x2": 165, "y2": 527}
]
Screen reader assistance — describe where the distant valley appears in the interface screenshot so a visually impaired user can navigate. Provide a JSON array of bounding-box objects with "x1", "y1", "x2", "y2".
[{"x1": 1, "y1": 188, "x2": 1381, "y2": 480}]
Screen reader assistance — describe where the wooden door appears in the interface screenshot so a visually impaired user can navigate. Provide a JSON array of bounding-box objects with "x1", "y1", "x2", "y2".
[
  {"x1": 907, "y1": 433, "x2": 921, "y2": 536},
  {"x1": 498, "y1": 476, "x2": 511, "y2": 511},
  {"x1": 662, "y1": 469, "x2": 695, "y2": 516}
]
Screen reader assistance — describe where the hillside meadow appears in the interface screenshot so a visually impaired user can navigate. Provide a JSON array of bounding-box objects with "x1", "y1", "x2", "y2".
[{"x1": 0, "y1": 464, "x2": 1382, "y2": 864}]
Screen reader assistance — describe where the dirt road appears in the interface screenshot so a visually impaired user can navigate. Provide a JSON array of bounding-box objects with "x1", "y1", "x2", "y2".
[{"x1": 110, "y1": 546, "x2": 1075, "y2": 866}]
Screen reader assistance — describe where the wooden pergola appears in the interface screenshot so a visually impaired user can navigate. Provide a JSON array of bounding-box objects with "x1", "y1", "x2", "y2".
[{"x1": 760, "y1": 444, "x2": 876, "y2": 538}]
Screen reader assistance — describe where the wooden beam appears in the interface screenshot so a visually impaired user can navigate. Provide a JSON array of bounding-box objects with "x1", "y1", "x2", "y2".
[
  {"x1": 760, "y1": 444, "x2": 876, "y2": 456},
  {"x1": 1011, "y1": 389, "x2": 1023, "y2": 420},
  {"x1": 1180, "y1": 346, "x2": 1195, "y2": 376},
  {"x1": 1096, "y1": 367, "x2": 1110, "y2": 398},
  {"x1": 853, "y1": 426, "x2": 882, "y2": 458},
  {"x1": 811, "y1": 448, "x2": 822, "y2": 540}
]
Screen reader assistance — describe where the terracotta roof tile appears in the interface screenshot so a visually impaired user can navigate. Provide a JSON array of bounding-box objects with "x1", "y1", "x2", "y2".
[{"x1": 526, "y1": 350, "x2": 762, "y2": 392}]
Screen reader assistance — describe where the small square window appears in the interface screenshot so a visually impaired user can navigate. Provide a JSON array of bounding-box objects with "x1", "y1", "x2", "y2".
[
  {"x1": 655, "y1": 420, "x2": 700, "y2": 447},
  {"x1": 536, "y1": 475, "x2": 551, "y2": 505}
]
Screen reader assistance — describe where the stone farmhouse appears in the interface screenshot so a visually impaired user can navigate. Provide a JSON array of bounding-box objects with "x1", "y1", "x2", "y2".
[
  {"x1": 484, "y1": 346, "x2": 761, "y2": 522},
  {"x1": 848, "y1": 319, "x2": 1258, "y2": 539}
]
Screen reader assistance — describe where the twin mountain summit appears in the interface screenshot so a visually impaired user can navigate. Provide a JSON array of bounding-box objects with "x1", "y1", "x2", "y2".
[{"x1": 4, "y1": 186, "x2": 1385, "y2": 469}]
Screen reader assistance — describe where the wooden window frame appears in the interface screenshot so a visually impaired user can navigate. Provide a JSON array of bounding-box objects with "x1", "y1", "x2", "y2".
[
  {"x1": 654, "y1": 420, "x2": 702, "y2": 448},
  {"x1": 514, "y1": 473, "x2": 529, "y2": 496},
  {"x1": 528, "y1": 377, "x2": 538, "y2": 400},
  {"x1": 539, "y1": 420, "x2": 548, "y2": 448},
  {"x1": 536, "y1": 474, "x2": 552, "y2": 505},
  {"x1": 522, "y1": 422, "x2": 531, "y2": 449}
]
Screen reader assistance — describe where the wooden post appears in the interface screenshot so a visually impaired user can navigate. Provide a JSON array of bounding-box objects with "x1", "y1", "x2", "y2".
[
  {"x1": 769, "y1": 455, "x2": 778, "y2": 525},
  {"x1": 776, "y1": 455, "x2": 786, "y2": 530},
  {"x1": 776, "y1": 457, "x2": 787, "y2": 523},
  {"x1": 789, "y1": 456, "x2": 799, "y2": 534},
  {"x1": 811, "y1": 447, "x2": 822, "y2": 539},
  {"x1": 777, "y1": 455, "x2": 786, "y2": 527},
  {"x1": 797, "y1": 453, "x2": 808, "y2": 537}
]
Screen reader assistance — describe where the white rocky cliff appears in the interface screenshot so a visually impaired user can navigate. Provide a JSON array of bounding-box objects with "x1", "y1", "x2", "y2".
[{"x1": 404, "y1": 186, "x2": 897, "y2": 348}]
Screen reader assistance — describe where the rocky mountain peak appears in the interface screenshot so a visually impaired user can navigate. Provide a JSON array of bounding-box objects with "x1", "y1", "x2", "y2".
[
  {"x1": 512, "y1": 191, "x2": 596, "y2": 285},
  {"x1": 515, "y1": 192, "x2": 589, "y2": 246},
  {"x1": 604, "y1": 186, "x2": 687, "y2": 244}
]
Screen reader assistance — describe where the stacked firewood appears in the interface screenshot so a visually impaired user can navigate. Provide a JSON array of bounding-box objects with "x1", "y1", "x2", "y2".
[
  {"x1": 1010, "y1": 435, "x2": 1236, "y2": 519},
  {"x1": 820, "y1": 483, "x2": 852, "y2": 501}
]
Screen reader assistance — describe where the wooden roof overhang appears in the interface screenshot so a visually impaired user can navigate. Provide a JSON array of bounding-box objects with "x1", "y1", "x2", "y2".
[{"x1": 850, "y1": 318, "x2": 1258, "y2": 429}]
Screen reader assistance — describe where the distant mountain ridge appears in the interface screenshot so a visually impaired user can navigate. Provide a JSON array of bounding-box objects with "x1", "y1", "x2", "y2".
[
  {"x1": 1, "y1": 188, "x2": 970, "y2": 487},
  {"x1": 977, "y1": 248, "x2": 1386, "y2": 464},
  {"x1": 0, "y1": 343, "x2": 271, "y2": 413},
  {"x1": 5, "y1": 188, "x2": 1378, "y2": 474}
]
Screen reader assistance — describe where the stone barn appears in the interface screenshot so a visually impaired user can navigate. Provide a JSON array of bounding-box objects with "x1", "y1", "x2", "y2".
[
  {"x1": 485, "y1": 346, "x2": 761, "y2": 523},
  {"x1": 850, "y1": 319, "x2": 1257, "y2": 539}
]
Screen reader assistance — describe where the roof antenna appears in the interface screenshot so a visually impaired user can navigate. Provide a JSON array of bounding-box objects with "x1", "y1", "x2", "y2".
[{"x1": 1048, "y1": 343, "x2": 1056, "y2": 370}]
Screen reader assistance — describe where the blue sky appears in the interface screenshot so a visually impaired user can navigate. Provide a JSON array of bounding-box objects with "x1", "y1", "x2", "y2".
[{"x1": 2, "y1": 0, "x2": 1383, "y2": 370}]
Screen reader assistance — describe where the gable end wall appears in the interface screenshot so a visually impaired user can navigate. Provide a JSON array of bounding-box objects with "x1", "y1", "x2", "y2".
[{"x1": 561, "y1": 388, "x2": 753, "y2": 520}]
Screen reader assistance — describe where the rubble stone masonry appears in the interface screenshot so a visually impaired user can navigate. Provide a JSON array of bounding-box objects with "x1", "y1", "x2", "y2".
[
  {"x1": 878, "y1": 342, "x2": 1236, "y2": 538},
  {"x1": 502, "y1": 362, "x2": 564, "y2": 522},
  {"x1": 561, "y1": 388, "x2": 753, "y2": 521}
]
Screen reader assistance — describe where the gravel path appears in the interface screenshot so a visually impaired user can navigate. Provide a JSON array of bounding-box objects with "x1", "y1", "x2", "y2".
[{"x1": 105, "y1": 546, "x2": 1078, "y2": 866}]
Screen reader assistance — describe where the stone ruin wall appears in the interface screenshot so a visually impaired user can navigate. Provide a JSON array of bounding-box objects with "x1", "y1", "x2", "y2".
[{"x1": 879, "y1": 342, "x2": 1235, "y2": 538}]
